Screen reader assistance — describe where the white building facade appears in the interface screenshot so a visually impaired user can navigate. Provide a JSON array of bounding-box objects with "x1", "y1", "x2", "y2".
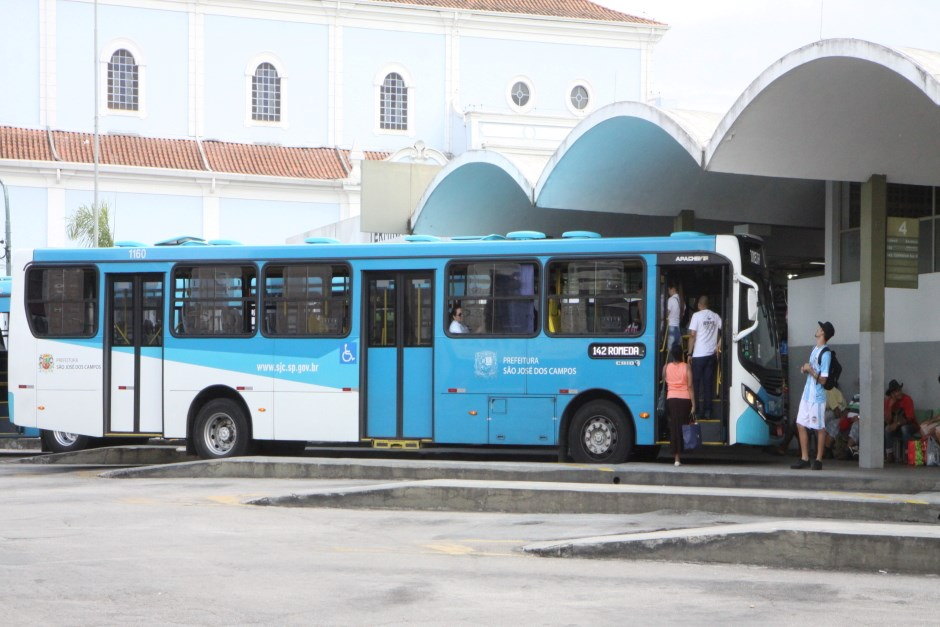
[{"x1": 0, "y1": 0, "x2": 665, "y2": 248}]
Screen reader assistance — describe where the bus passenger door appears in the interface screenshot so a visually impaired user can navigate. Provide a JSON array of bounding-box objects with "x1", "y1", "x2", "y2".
[
  {"x1": 657, "y1": 262, "x2": 730, "y2": 445},
  {"x1": 364, "y1": 271, "x2": 433, "y2": 440},
  {"x1": 106, "y1": 274, "x2": 164, "y2": 435}
]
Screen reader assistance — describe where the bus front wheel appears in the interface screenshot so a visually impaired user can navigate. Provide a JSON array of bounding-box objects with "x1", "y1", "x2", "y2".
[
  {"x1": 567, "y1": 400, "x2": 632, "y2": 464},
  {"x1": 41, "y1": 430, "x2": 91, "y2": 454},
  {"x1": 193, "y1": 399, "x2": 251, "y2": 459}
]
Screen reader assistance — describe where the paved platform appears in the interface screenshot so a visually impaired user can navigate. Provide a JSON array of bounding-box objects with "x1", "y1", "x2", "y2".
[{"x1": 13, "y1": 443, "x2": 940, "y2": 573}]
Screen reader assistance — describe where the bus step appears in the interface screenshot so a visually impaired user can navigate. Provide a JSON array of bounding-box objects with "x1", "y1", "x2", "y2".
[
  {"x1": 698, "y1": 420, "x2": 725, "y2": 443},
  {"x1": 371, "y1": 439, "x2": 422, "y2": 450}
]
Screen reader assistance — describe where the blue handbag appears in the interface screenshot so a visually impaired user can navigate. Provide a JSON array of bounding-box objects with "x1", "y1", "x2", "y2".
[{"x1": 682, "y1": 418, "x2": 703, "y2": 451}]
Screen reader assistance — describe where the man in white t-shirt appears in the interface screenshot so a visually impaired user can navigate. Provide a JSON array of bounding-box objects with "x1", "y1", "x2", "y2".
[{"x1": 687, "y1": 295, "x2": 722, "y2": 419}]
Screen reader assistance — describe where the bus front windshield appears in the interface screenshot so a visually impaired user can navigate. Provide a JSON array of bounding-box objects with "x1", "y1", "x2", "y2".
[
  {"x1": 739, "y1": 281, "x2": 781, "y2": 372},
  {"x1": 736, "y1": 237, "x2": 783, "y2": 385}
]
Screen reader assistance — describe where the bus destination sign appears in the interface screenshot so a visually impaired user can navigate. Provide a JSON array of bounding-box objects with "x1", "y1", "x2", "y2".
[{"x1": 588, "y1": 343, "x2": 647, "y2": 359}]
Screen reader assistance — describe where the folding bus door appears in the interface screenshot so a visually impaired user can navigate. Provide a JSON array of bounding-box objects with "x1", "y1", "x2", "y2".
[
  {"x1": 364, "y1": 271, "x2": 433, "y2": 440},
  {"x1": 106, "y1": 274, "x2": 164, "y2": 435}
]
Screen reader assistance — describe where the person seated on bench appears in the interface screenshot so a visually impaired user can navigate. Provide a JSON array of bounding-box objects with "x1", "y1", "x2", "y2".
[
  {"x1": 822, "y1": 384, "x2": 847, "y2": 459},
  {"x1": 884, "y1": 379, "x2": 917, "y2": 462}
]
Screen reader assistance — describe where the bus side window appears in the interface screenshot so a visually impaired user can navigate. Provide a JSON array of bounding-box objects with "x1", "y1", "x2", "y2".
[
  {"x1": 447, "y1": 261, "x2": 538, "y2": 336},
  {"x1": 25, "y1": 266, "x2": 97, "y2": 338},
  {"x1": 263, "y1": 263, "x2": 349, "y2": 337},
  {"x1": 547, "y1": 258, "x2": 643, "y2": 337},
  {"x1": 175, "y1": 264, "x2": 256, "y2": 337}
]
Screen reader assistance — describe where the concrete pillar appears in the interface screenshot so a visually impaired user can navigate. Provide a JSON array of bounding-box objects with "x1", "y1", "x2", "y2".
[
  {"x1": 674, "y1": 210, "x2": 694, "y2": 233},
  {"x1": 858, "y1": 175, "x2": 886, "y2": 469}
]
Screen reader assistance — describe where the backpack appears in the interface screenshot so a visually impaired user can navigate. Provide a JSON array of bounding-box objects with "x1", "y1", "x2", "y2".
[{"x1": 818, "y1": 346, "x2": 842, "y2": 391}]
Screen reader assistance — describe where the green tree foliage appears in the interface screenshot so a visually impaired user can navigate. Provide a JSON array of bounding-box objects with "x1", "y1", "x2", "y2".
[{"x1": 66, "y1": 202, "x2": 113, "y2": 248}]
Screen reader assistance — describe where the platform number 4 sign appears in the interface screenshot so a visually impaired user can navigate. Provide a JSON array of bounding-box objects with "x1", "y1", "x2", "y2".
[{"x1": 886, "y1": 217, "x2": 919, "y2": 289}]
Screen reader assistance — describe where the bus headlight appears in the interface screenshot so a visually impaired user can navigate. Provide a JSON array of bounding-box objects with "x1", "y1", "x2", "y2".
[{"x1": 742, "y1": 384, "x2": 765, "y2": 417}]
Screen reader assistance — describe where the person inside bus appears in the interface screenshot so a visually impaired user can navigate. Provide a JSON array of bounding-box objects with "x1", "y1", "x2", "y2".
[
  {"x1": 884, "y1": 379, "x2": 917, "y2": 462},
  {"x1": 663, "y1": 342, "x2": 694, "y2": 466},
  {"x1": 663, "y1": 281, "x2": 683, "y2": 352},
  {"x1": 687, "y1": 295, "x2": 721, "y2": 419},
  {"x1": 449, "y1": 304, "x2": 469, "y2": 334}
]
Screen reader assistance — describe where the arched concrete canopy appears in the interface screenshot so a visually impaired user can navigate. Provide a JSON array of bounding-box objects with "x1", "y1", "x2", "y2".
[
  {"x1": 533, "y1": 101, "x2": 823, "y2": 225},
  {"x1": 411, "y1": 39, "x2": 940, "y2": 237},
  {"x1": 410, "y1": 151, "x2": 538, "y2": 235},
  {"x1": 534, "y1": 102, "x2": 703, "y2": 210},
  {"x1": 707, "y1": 39, "x2": 940, "y2": 186},
  {"x1": 412, "y1": 105, "x2": 825, "y2": 234}
]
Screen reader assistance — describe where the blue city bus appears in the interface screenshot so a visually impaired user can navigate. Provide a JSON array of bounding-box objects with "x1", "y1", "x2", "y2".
[{"x1": 8, "y1": 231, "x2": 785, "y2": 460}]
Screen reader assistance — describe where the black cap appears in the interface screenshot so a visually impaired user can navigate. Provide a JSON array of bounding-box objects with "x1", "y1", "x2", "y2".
[
  {"x1": 817, "y1": 321, "x2": 835, "y2": 342},
  {"x1": 886, "y1": 379, "x2": 903, "y2": 396}
]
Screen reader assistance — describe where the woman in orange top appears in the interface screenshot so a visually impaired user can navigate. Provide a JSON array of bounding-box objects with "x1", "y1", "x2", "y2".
[{"x1": 662, "y1": 342, "x2": 694, "y2": 466}]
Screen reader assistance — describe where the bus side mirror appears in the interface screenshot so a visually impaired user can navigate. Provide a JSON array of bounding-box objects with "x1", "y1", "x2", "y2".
[{"x1": 747, "y1": 288, "x2": 758, "y2": 322}]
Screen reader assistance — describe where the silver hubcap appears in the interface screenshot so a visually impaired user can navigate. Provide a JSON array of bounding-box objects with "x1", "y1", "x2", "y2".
[
  {"x1": 53, "y1": 431, "x2": 80, "y2": 447},
  {"x1": 583, "y1": 416, "x2": 616, "y2": 456},
  {"x1": 203, "y1": 412, "x2": 237, "y2": 456}
]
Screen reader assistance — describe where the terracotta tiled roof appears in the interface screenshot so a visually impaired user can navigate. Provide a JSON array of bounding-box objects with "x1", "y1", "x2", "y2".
[
  {"x1": 51, "y1": 131, "x2": 206, "y2": 171},
  {"x1": 0, "y1": 126, "x2": 54, "y2": 161},
  {"x1": 203, "y1": 141, "x2": 347, "y2": 179},
  {"x1": 370, "y1": 0, "x2": 664, "y2": 24},
  {"x1": 0, "y1": 126, "x2": 387, "y2": 180}
]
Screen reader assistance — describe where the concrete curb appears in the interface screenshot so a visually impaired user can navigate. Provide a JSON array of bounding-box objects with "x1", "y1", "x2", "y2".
[
  {"x1": 0, "y1": 437, "x2": 41, "y2": 451},
  {"x1": 22, "y1": 446, "x2": 193, "y2": 466},
  {"x1": 101, "y1": 455, "x2": 940, "y2": 495},
  {"x1": 523, "y1": 521, "x2": 940, "y2": 575}
]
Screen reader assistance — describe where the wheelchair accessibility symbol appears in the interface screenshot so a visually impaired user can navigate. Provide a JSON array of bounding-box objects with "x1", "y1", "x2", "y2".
[{"x1": 339, "y1": 342, "x2": 357, "y2": 364}]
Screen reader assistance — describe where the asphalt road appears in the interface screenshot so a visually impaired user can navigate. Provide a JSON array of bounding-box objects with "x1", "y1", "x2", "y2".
[{"x1": 1, "y1": 456, "x2": 936, "y2": 626}]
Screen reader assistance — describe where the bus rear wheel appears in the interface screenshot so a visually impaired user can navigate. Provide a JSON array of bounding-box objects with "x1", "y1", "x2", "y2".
[
  {"x1": 193, "y1": 399, "x2": 251, "y2": 459},
  {"x1": 567, "y1": 400, "x2": 632, "y2": 464},
  {"x1": 41, "y1": 430, "x2": 91, "y2": 454}
]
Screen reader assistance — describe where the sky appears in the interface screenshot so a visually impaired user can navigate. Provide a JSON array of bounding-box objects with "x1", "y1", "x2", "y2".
[{"x1": 598, "y1": 0, "x2": 939, "y2": 112}]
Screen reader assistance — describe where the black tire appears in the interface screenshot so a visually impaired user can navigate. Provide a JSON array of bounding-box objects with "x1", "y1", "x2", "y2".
[
  {"x1": 192, "y1": 399, "x2": 251, "y2": 459},
  {"x1": 41, "y1": 429, "x2": 91, "y2": 454},
  {"x1": 567, "y1": 400, "x2": 633, "y2": 464}
]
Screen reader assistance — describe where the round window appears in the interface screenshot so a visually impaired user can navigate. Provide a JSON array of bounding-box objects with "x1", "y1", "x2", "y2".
[
  {"x1": 570, "y1": 85, "x2": 590, "y2": 111},
  {"x1": 510, "y1": 81, "x2": 530, "y2": 108}
]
